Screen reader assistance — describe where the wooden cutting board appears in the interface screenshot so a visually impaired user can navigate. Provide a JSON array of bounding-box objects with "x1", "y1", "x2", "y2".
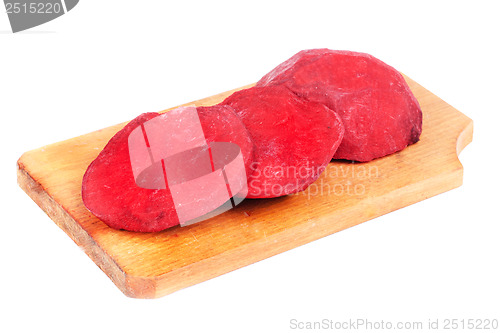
[{"x1": 17, "y1": 75, "x2": 473, "y2": 298}]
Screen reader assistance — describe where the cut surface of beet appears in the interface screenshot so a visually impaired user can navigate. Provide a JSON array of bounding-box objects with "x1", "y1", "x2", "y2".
[
  {"x1": 82, "y1": 105, "x2": 254, "y2": 232},
  {"x1": 257, "y1": 49, "x2": 422, "y2": 162},
  {"x1": 220, "y1": 85, "x2": 344, "y2": 198}
]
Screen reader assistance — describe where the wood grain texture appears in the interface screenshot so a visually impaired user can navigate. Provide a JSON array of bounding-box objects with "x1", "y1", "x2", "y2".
[{"x1": 17, "y1": 76, "x2": 473, "y2": 298}]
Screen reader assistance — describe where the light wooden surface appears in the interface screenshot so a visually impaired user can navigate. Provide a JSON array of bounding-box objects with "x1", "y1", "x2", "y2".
[{"x1": 17, "y1": 76, "x2": 473, "y2": 298}]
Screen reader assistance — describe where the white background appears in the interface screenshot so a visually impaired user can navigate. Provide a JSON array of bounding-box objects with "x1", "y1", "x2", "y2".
[{"x1": 1, "y1": 1, "x2": 499, "y2": 332}]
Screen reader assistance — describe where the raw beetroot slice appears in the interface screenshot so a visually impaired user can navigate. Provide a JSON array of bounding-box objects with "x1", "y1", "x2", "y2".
[
  {"x1": 220, "y1": 85, "x2": 344, "y2": 198},
  {"x1": 82, "y1": 105, "x2": 254, "y2": 232},
  {"x1": 257, "y1": 49, "x2": 423, "y2": 162}
]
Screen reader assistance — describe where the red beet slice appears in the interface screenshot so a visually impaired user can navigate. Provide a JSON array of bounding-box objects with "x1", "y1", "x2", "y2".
[
  {"x1": 82, "y1": 105, "x2": 254, "y2": 232},
  {"x1": 220, "y1": 85, "x2": 344, "y2": 198},
  {"x1": 257, "y1": 49, "x2": 422, "y2": 162}
]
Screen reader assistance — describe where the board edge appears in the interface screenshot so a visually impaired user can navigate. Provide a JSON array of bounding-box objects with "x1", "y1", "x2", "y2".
[{"x1": 16, "y1": 157, "x2": 157, "y2": 298}]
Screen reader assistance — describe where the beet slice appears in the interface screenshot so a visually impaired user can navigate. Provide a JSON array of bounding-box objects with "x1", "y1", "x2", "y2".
[
  {"x1": 257, "y1": 49, "x2": 423, "y2": 162},
  {"x1": 220, "y1": 85, "x2": 344, "y2": 198},
  {"x1": 82, "y1": 105, "x2": 254, "y2": 232}
]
